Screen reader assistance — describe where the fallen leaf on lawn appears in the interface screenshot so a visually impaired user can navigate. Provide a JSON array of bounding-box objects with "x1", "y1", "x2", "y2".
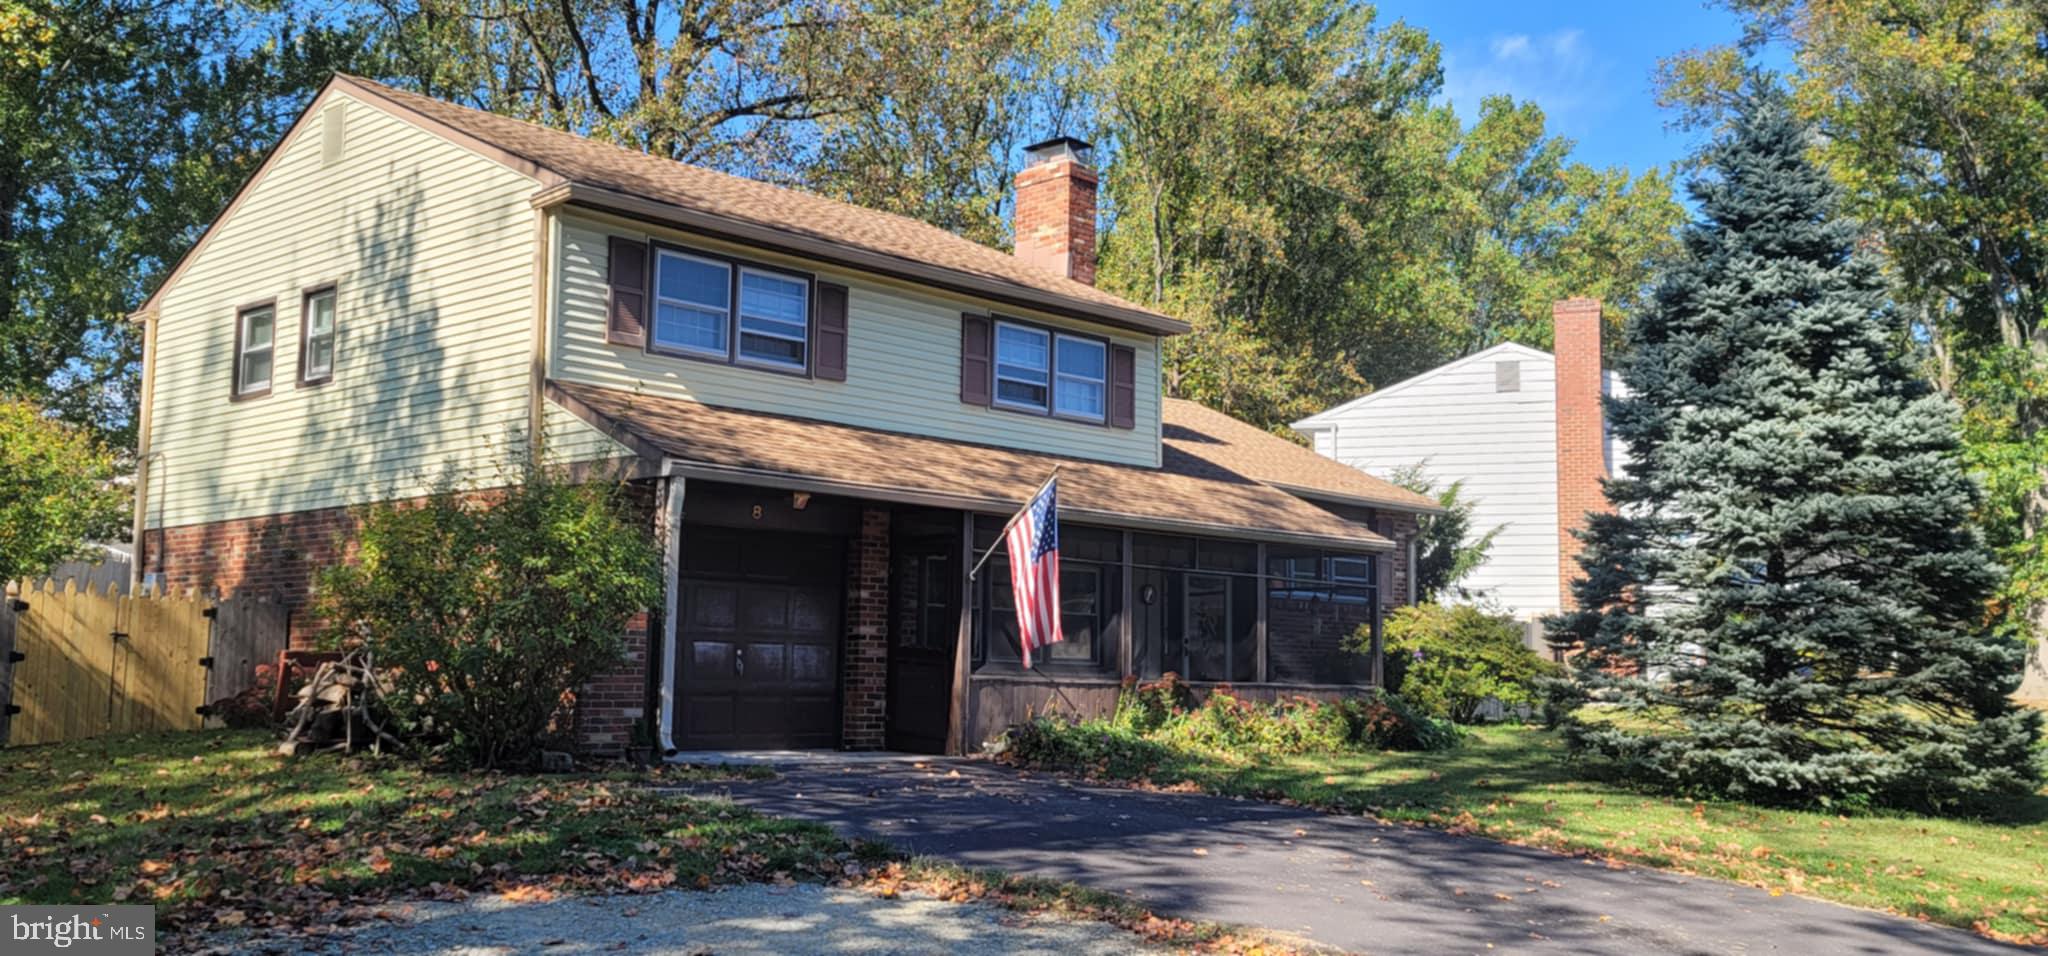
[
  {"x1": 139, "y1": 860, "x2": 172, "y2": 877},
  {"x1": 364, "y1": 847, "x2": 393, "y2": 874}
]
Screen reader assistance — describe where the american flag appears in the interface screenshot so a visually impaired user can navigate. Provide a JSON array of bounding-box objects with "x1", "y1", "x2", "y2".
[{"x1": 1004, "y1": 476, "x2": 1063, "y2": 668}]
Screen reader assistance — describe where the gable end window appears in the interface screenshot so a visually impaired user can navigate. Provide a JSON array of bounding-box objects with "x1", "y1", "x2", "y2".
[
  {"x1": 642, "y1": 241, "x2": 819, "y2": 375},
  {"x1": 233, "y1": 303, "x2": 275, "y2": 399},
  {"x1": 989, "y1": 319, "x2": 1109, "y2": 423},
  {"x1": 299, "y1": 286, "x2": 337, "y2": 386}
]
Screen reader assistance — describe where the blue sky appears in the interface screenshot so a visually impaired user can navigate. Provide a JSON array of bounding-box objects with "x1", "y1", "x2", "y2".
[{"x1": 1371, "y1": 0, "x2": 1770, "y2": 176}]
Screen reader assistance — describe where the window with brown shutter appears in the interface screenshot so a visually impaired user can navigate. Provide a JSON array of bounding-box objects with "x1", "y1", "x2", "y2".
[
  {"x1": 1109, "y1": 344, "x2": 1136, "y2": 429},
  {"x1": 606, "y1": 236, "x2": 648, "y2": 347},
  {"x1": 814, "y1": 282, "x2": 849, "y2": 381},
  {"x1": 960, "y1": 314, "x2": 992, "y2": 405}
]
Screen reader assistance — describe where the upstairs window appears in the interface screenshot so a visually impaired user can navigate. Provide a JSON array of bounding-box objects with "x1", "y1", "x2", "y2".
[
  {"x1": 647, "y1": 246, "x2": 813, "y2": 373},
  {"x1": 1054, "y1": 335, "x2": 1106, "y2": 421},
  {"x1": 234, "y1": 304, "x2": 275, "y2": 398},
  {"x1": 652, "y1": 250, "x2": 731, "y2": 357},
  {"x1": 299, "y1": 286, "x2": 337, "y2": 385},
  {"x1": 737, "y1": 268, "x2": 809, "y2": 369},
  {"x1": 991, "y1": 320, "x2": 1109, "y2": 421},
  {"x1": 994, "y1": 322, "x2": 1051, "y2": 410}
]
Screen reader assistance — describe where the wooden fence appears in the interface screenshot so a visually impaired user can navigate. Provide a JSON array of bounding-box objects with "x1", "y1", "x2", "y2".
[{"x1": 0, "y1": 580, "x2": 290, "y2": 747}]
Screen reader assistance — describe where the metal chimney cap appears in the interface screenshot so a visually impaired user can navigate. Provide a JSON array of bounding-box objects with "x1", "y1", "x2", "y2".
[{"x1": 1023, "y1": 136, "x2": 1094, "y2": 166}]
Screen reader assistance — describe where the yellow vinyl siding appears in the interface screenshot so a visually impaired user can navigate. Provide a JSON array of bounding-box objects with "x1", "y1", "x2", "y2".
[
  {"x1": 549, "y1": 213, "x2": 1164, "y2": 468},
  {"x1": 146, "y1": 91, "x2": 541, "y2": 529}
]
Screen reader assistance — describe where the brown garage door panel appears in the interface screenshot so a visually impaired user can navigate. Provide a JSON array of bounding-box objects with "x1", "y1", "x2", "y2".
[{"x1": 677, "y1": 542, "x2": 843, "y2": 750}]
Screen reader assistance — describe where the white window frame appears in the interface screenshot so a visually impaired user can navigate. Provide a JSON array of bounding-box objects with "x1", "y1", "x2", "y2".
[
  {"x1": 235, "y1": 305, "x2": 275, "y2": 397},
  {"x1": 734, "y1": 265, "x2": 811, "y2": 372},
  {"x1": 300, "y1": 287, "x2": 337, "y2": 384},
  {"x1": 993, "y1": 321, "x2": 1053, "y2": 413},
  {"x1": 651, "y1": 249, "x2": 733, "y2": 359},
  {"x1": 1053, "y1": 333, "x2": 1108, "y2": 423}
]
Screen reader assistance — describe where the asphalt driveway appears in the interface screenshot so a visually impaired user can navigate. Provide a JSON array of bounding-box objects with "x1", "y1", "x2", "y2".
[{"x1": 670, "y1": 757, "x2": 2030, "y2": 956}]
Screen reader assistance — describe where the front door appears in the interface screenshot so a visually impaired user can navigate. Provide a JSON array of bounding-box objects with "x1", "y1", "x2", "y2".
[
  {"x1": 677, "y1": 530, "x2": 842, "y2": 750},
  {"x1": 887, "y1": 525, "x2": 958, "y2": 753}
]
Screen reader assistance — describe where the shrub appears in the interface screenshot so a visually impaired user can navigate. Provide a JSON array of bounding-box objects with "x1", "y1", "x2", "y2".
[
  {"x1": 1000, "y1": 679, "x2": 1457, "y2": 778},
  {"x1": 314, "y1": 469, "x2": 662, "y2": 769},
  {"x1": 1374, "y1": 603, "x2": 1561, "y2": 723}
]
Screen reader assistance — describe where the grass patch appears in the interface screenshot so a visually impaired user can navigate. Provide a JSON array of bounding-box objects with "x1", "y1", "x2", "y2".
[
  {"x1": 1005, "y1": 724, "x2": 2048, "y2": 945},
  {"x1": 0, "y1": 730, "x2": 843, "y2": 939}
]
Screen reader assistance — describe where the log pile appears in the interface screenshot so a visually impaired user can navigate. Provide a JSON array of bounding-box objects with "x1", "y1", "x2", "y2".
[{"x1": 278, "y1": 649, "x2": 402, "y2": 756}]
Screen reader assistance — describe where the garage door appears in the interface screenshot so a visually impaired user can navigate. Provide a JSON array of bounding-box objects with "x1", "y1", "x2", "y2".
[{"x1": 677, "y1": 573, "x2": 841, "y2": 751}]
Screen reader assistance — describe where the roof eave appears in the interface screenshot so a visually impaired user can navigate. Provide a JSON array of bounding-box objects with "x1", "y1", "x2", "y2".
[
  {"x1": 532, "y1": 181, "x2": 1192, "y2": 338},
  {"x1": 1270, "y1": 480, "x2": 1445, "y2": 515}
]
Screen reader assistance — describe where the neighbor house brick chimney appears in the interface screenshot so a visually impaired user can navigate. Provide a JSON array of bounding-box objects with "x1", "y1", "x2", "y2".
[
  {"x1": 1014, "y1": 136, "x2": 1098, "y2": 285},
  {"x1": 1553, "y1": 297, "x2": 1608, "y2": 612}
]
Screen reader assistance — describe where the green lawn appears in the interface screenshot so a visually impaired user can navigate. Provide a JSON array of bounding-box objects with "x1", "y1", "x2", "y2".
[
  {"x1": 1026, "y1": 725, "x2": 2048, "y2": 945},
  {"x1": 0, "y1": 731, "x2": 860, "y2": 938}
]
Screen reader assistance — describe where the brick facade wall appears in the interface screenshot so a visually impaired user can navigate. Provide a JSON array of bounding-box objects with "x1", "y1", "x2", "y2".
[
  {"x1": 1552, "y1": 298, "x2": 1609, "y2": 612},
  {"x1": 144, "y1": 478, "x2": 665, "y2": 757},
  {"x1": 840, "y1": 506, "x2": 890, "y2": 749}
]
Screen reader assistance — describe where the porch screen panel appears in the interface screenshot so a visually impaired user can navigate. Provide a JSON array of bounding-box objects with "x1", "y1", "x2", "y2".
[
  {"x1": 1264, "y1": 549, "x2": 1378, "y2": 685},
  {"x1": 970, "y1": 517, "x2": 1121, "y2": 675}
]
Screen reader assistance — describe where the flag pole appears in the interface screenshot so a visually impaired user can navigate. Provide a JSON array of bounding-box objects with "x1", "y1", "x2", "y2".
[{"x1": 967, "y1": 466, "x2": 1061, "y2": 582}]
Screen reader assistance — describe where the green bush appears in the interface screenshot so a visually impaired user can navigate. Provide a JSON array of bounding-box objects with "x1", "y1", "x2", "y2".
[
  {"x1": 1375, "y1": 603, "x2": 1561, "y2": 723},
  {"x1": 314, "y1": 469, "x2": 662, "y2": 769},
  {"x1": 999, "y1": 674, "x2": 1457, "y2": 777}
]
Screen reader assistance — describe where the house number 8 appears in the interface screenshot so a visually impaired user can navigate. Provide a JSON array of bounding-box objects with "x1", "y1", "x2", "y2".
[{"x1": 752, "y1": 505, "x2": 764, "y2": 520}]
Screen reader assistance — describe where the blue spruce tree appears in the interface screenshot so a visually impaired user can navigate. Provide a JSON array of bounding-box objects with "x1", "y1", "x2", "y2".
[{"x1": 1550, "y1": 83, "x2": 2042, "y2": 811}]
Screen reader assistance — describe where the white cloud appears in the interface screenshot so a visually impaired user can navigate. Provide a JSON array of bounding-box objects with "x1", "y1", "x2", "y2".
[{"x1": 1443, "y1": 27, "x2": 1611, "y2": 133}]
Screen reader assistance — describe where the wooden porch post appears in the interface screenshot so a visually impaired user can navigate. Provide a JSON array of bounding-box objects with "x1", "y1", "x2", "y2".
[
  {"x1": 1119, "y1": 530, "x2": 1134, "y2": 677},
  {"x1": 1255, "y1": 542, "x2": 1268, "y2": 684},
  {"x1": 946, "y1": 511, "x2": 974, "y2": 755}
]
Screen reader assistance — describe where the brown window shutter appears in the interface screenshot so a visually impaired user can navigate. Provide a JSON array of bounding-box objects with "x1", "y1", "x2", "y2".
[
  {"x1": 814, "y1": 282, "x2": 849, "y2": 381},
  {"x1": 1109, "y1": 344, "x2": 1136, "y2": 429},
  {"x1": 960, "y1": 314, "x2": 992, "y2": 405},
  {"x1": 606, "y1": 236, "x2": 649, "y2": 347}
]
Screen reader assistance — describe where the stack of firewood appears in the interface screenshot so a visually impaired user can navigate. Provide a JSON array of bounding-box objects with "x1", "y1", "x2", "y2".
[{"x1": 278, "y1": 649, "x2": 401, "y2": 756}]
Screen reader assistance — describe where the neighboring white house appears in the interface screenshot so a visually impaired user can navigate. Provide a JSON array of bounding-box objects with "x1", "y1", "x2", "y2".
[{"x1": 1294, "y1": 299, "x2": 1625, "y2": 624}]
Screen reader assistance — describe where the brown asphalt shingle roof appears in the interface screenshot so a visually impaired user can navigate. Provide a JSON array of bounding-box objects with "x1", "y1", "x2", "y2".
[
  {"x1": 1163, "y1": 399, "x2": 1438, "y2": 512},
  {"x1": 550, "y1": 382, "x2": 1424, "y2": 551},
  {"x1": 336, "y1": 75, "x2": 1182, "y2": 333}
]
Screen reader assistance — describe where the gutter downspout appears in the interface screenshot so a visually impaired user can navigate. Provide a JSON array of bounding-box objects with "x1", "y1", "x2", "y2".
[
  {"x1": 655, "y1": 458, "x2": 684, "y2": 757},
  {"x1": 129, "y1": 314, "x2": 160, "y2": 593}
]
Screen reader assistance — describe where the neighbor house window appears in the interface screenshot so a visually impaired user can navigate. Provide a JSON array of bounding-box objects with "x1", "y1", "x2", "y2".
[
  {"x1": 1054, "y1": 335, "x2": 1106, "y2": 421},
  {"x1": 993, "y1": 320, "x2": 1107, "y2": 418},
  {"x1": 234, "y1": 304, "x2": 275, "y2": 398},
  {"x1": 737, "y1": 268, "x2": 809, "y2": 369},
  {"x1": 652, "y1": 249, "x2": 731, "y2": 357},
  {"x1": 994, "y1": 322, "x2": 1051, "y2": 410},
  {"x1": 299, "y1": 286, "x2": 337, "y2": 385}
]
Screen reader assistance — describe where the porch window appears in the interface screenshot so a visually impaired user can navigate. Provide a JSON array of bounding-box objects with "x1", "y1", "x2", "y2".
[
  {"x1": 653, "y1": 250, "x2": 732, "y2": 357},
  {"x1": 972, "y1": 519, "x2": 1120, "y2": 674},
  {"x1": 234, "y1": 304, "x2": 275, "y2": 398},
  {"x1": 1265, "y1": 549, "x2": 1378, "y2": 685}
]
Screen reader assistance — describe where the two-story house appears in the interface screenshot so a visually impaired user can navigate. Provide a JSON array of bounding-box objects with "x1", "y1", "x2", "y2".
[
  {"x1": 128, "y1": 75, "x2": 1439, "y2": 757},
  {"x1": 1293, "y1": 299, "x2": 1624, "y2": 636}
]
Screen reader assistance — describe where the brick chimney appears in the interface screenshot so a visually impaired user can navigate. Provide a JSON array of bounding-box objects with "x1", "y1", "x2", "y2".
[
  {"x1": 1014, "y1": 136, "x2": 1098, "y2": 285},
  {"x1": 1553, "y1": 297, "x2": 1608, "y2": 612}
]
